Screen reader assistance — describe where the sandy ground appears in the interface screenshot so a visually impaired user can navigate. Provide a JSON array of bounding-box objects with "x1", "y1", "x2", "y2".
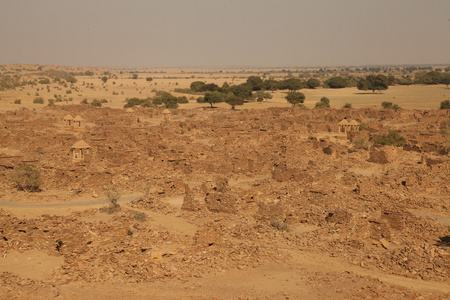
[
  {"x1": 1, "y1": 65, "x2": 449, "y2": 299},
  {"x1": 1, "y1": 194, "x2": 449, "y2": 299}
]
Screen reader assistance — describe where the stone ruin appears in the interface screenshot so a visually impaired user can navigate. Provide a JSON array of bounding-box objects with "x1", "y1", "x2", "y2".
[
  {"x1": 70, "y1": 140, "x2": 91, "y2": 162},
  {"x1": 162, "y1": 109, "x2": 171, "y2": 121},
  {"x1": 63, "y1": 114, "x2": 85, "y2": 131},
  {"x1": 338, "y1": 118, "x2": 359, "y2": 133}
]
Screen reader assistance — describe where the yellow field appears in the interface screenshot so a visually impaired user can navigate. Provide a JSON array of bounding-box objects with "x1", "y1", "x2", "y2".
[{"x1": 1, "y1": 66, "x2": 449, "y2": 112}]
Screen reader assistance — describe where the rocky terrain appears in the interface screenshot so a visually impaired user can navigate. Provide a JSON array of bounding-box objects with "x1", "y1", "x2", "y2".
[{"x1": 0, "y1": 105, "x2": 449, "y2": 299}]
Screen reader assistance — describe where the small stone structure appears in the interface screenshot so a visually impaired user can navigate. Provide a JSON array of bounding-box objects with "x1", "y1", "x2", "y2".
[
  {"x1": 70, "y1": 140, "x2": 91, "y2": 162},
  {"x1": 162, "y1": 109, "x2": 171, "y2": 121},
  {"x1": 338, "y1": 119, "x2": 359, "y2": 133},
  {"x1": 63, "y1": 114, "x2": 74, "y2": 128},
  {"x1": 73, "y1": 115, "x2": 84, "y2": 131}
]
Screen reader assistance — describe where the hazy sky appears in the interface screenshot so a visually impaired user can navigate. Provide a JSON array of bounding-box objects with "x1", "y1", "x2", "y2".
[{"x1": 1, "y1": 0, "x2": 449, "y2": 68}]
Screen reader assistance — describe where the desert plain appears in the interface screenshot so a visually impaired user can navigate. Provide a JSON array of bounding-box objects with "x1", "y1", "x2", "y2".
[{"x1": 0, "y1": 64, "x2": 449, "y2": 299}]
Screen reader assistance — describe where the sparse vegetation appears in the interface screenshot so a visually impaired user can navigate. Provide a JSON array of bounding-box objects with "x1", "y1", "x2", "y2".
[
  {"x1": 352, "y1": 137, "x2": 370, "y2": 150},
  {"x1": 373, "y1": 130, "x2": 406, "y2": 146},
  {"x1": 270, "y1": 218, "x2": 290, "y2": 232},
  {"x1": 343, "y1": 103, "x2": 352, "y2": 108},
  {"x1": 101, "y1": 187, "x2": 121, "y2": 214},
  {"x1": 134, "y1": 211, "x2": 147, "y2": 222},
  {"x1": 91, "y1": 99, "x2": 103, "y2": 107},
  {"x1": 381, "y1": 102, "x2": 393, "y2": 109},
  {"x1": 33, "y1": 97, "x2": 44, "y2": 104},
  {"x1": 359, "y1": 123, "x2": 368, "y2": 130},
  {"x1": 315, "y1": 97, "x2": 330, "y2": 108},
  {"x1": 10, "y1": 165, "x2": 42, "y2": 192},
  {"x1": 440, "y1": 100, "x2": 450, "y2": 109}
]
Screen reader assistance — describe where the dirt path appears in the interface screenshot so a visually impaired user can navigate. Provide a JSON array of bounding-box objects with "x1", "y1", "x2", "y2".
[
  {"x1": 286, "y1": 249, "x2": 450, "y2": 294},
  {"x1": 0, "y1": 194, "x2": 143, "y2": 218}
]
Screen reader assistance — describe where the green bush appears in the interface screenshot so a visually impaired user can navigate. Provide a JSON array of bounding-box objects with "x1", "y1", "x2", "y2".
[
  {"x1": 33, "y1": 97, "x2": 44, "y2": 104},
  {"x1": 14, "y1": 99, "x2": 21, "y2": 104},
  {"x1": 352, "y1": 137, "x2": 369, "y2": 150},
  {"x1": 10, "y1": 165, "x2": 42, "y2": 192},
  {"x1": 176, "y1": 96, "x2": 189, "y2": 104},
  {"x1": 381, "y1": 102, "x2": 393, "y2": 109},
  {"x1": 47, "y1": 99, "x2": 55, "y2": 106},
  {"x1": 373, "y1": 130, "x2": 406, "y2": 146},
  {"x1": 38, "y1": 78, "x2": 50, "y2": 84},
  {"x1": 81, "y1": 98, "x2": 89, "y2": 104},
  {"x1": 315, "y1": 97, "x2": 330, "y2": 108},
  {"x1": 392, "y1": 104, "x2": 401, "y2": 111},
  {"x1": 91, "y1": 99, "x2": 102, "y2": 107},
  {"x1": 343, "y1": 103, "x2": 352, "y2": 108},
  {"x1": 124, "y1": 97, "x2": 152, "y2": 108},
  {"x1": 359, "y1": 123, "x2": 368, "y2": 130},
  {"x1": 134, "y1": 211, "x2": 147, "y2": 222},
  {"x1": 440, "y1": 100, "x2": 450, "y2": 109}
]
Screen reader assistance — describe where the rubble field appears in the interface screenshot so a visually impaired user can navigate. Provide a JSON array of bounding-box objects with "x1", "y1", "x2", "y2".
[{"x1": 0, "y1": 105, "x2": 449, "y2": 299}]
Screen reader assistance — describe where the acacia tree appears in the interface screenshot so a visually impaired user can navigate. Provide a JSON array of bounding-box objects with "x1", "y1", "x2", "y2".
[
  {"x1": 440, "y1": 100, "x2": 450, "y2": 109},
  {"x1": 198, "y1": 91, "x2": 224, "y2": 108},
  {"x1": 306, "y1": 78, "x2": 321, "y2": 89},
  {"x1": 357, "y1": 74, "x2": 389, "y2": 93},
  {"x1": 190, "y1": 81, "x2": 206, "y2": 92},
  {"x1": 285, "y1": 91, "x2": 305, "y2": 106},
  {"x1": 315, "y1": 97, "x2": 330, "y2": 108},
  {"x1": 230, "y1": 83, "x2": 253, "y2": 99},
  {"x1": 226, "y1": 94, "x2": 244, "y2": 110},
  {"x1": 325, "y1": 77, "x2": 347, "y2": 88},
  {"x1": 255, "y1": 91, "x2": 273, "y2": 101},
  {"x1": 246, "y1": 76, "x2": 264, "y2": 91},
  {"x1": 441, "y1": 73, "x2": 450, "y2": 87},
  {"x1": 281, "y1": 78, "x2": 303, "y2": 91}
]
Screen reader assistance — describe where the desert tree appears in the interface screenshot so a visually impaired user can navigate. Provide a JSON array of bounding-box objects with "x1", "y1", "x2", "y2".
[
  {"x1": 357, "y1": 74, "x2": 389, "y2": 93},
  {"x1": 198, "y1": 91, "x2": 224, "y2": 108},
  {"x1": 325, "y1": 77, "x2": 347, "y2": 88},
  {"x1": 230, "y1": 83, "x2": 253, "y2": 99},
  {"x1": 246, "y1": 76, "x2": 264, "y2": 91},
  {"x1": 441, "y1": 73, "x2": 450, "y2": 87},
  {"x1": 255, "y1": 91, "x2": 273, "y2": 102},
  {"x1": 226, "y1": 94, "x2": 244, "y2": 110},
  {"x1": 101, "y1": 76, "x2": 108, "y2": 83},
  {"x1": 440, "y1": 100, "x2": 450, "y2": 109},
  {"x1": 306, "y1": 78, "x2": 321, "y2": 89},
  {"x1": 280, "y1": 78, "x2": 303, "y2": 91},
  {"x1": 190, "y1": 81, "x2": 206, "y2": 92},
  {"x1": 263, "y1": 79, "x2": 280, "y2": 91},
  {"x1": 285, "y1": 91, "x2": 305, "y2": 106},
  {"x1": 315, "y1": 97, "x2": 330, "y2": 108}
]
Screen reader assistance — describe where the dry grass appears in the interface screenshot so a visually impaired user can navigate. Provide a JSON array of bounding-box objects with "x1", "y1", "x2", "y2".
[{"x1": 1, "y1": 65, "x2": 449, "y2": 112}]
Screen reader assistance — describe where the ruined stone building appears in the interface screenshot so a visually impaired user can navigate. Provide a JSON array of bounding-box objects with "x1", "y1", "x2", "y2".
[
  {"x1": 162, "y1": 109, "x2": 171, "y2": 121},
  {"x1": 70, "y1": 140, "x2": 91, "y2": 162},
  {"x1": 63, "y1": 114, "x2": 74, "y2": 128},
  {"x1": 73, "y1": 115, "x2": 84, "y2": 130},
  {"x1": 338, "y1": 119, "x2": 359, "y2": 133}
]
